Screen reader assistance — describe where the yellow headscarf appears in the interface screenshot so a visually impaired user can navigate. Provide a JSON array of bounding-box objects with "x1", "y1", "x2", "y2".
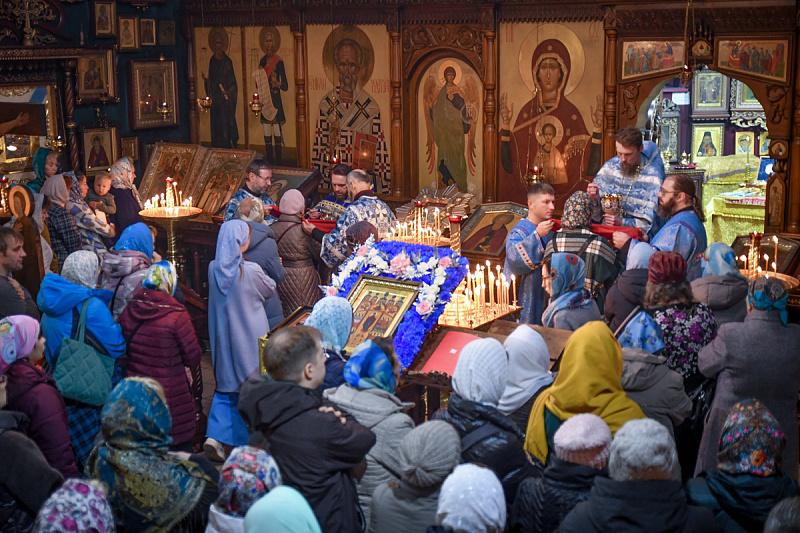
[{"x1": 524, "y1": 321, "x2": 646, "y2": 463}]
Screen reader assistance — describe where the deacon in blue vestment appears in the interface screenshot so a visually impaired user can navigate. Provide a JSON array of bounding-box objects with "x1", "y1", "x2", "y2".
[
  {"x1": 588, "y1": 127, "x2": 666, "y2": 239},
  {"x1": 611, "y1": 174, "x2": 707, "y2": 281},
  {"x1": 309, "y1": 163, "x2": 352, "y2": 221},
  {"x1": 504, "y1": 182, "x2": 556, "y2": 325}
]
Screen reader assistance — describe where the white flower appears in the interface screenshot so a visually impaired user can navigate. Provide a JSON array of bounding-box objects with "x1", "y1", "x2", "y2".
[
  {"x1": 434, "y1": 266, "x2": 447, "y2": 277},
  {"x1": 433, "y1": 275, "x2": 446, "y2": 286}
]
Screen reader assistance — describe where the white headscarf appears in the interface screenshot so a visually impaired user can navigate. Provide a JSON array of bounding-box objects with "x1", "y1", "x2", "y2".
[
  {"x1": 498, "y1": 325, "x2": 553, "y2": 415},
  {"x1": 109, "y1": 157, "x2": 143, "y2": 209},
  {"x1": 437, "y1": 464, "x2": 506, "y2": 533},
  {"x1": 451, "y1": 337, "x2": 508, "y2": 408},
  {"x1": 61, "y1": 250, "x2": 99, "y2": 288},
  {"x1": 40, "y1": 174, "x2": 70, "y2": 207}
]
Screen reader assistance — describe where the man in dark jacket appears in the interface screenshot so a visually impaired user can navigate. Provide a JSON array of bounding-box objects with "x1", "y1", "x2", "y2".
[
  {"x1": 239, "y1": 326, "x2": 376, "y2": 532},
  {"x1": 604, "y1": 241, "x2": 653, "y2": 331},
  {"x1": 0, "y1": 228, "x2": 39, "y2": 320},
  {"x1": 558, "y1": 419, "x2": 721, "y2": 533}
]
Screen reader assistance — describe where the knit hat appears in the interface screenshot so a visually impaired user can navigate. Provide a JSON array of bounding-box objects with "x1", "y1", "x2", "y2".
[
  {"x1": 279, "y1": 189, "x2": 305, "y2": 216},
  {"x1": 553, "y1": 413, "x2": 612, "y2": 469},
  {"x1": 608, "y1": 418, "x2": 678, "y2": 481},
  {"x1": 399, "y1": 421, "x2": 461, "y2": 488},
  {"x1": 648, "y1": 251, "x2": 687, "y2": 284},
  {"x1": 451, "y1": 337, "x2": 509, "y2": 408},
  {"x1": 562, "y1": 191, "x2": 593, "y2": 229},
  {"x1": 718, "y1": 399, "x2": 785, "y2": 477}
]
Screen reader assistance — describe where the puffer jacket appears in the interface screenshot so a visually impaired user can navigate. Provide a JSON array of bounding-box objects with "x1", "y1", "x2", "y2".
[
  {"x1": 325, "y1": 384, "x2": 415, "y2": 529},
  {"x1": 271, "y1": 214, "x2": 322, "y2": 316},
  {"x1": 101, "y1": 248, "x2": 151, "y2": 320},
  {"x1": 621, "y1": 348, "x2": 691, "y2": 438},
  {"x1": 604, "y1": 268, "x2": 648, "y2": 332},
  {"x1": 119, "y1": 286, "x2": 203, "y2": 446},
  {"x1": 435, "y1": 393, "x2": 533, "y2": 506},
  {"x1": 691, "y1": 274, "x2": 748, "y2": 327},
  {"x1": 0, "y1": 412, "x2": 63, "y2": 533},
  {"x1": 3, "y1": 360, "x2": 78, "y2": 479},
  {"x1": 510, "y1": 457, "x2": 605, "y2": 533},
  {"x1": 244, "y1": 221, "x2": 287, "y2": 329}
]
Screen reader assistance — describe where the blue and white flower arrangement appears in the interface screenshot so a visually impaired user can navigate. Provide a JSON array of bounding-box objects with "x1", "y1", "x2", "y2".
[{"x1": 323, "y1": 236, "x2": 469, "y2": 368}]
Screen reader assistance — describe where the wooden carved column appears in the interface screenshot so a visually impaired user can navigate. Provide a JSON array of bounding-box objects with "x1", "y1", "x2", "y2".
[
  {"x1": 603, "y1": 8, "x2": 619, "y2": 161},
  {"x1": 481, "y1": 7, "x2": 497, "y2": 203},
  {"x1": 388, "y1": 9, "x2": 404, "y2": 197},
  {"x1": 788, "y1": 24, "x2": 800, "y2": 233},
  {"x1": 62, "y1": 60, "x2": 79, "y2": 170},
  {"x1": 185, "y1": 26, "x2": 199, "y2": 145},
  {"x1": 293, "y1": 11, "x2": 309, "y2": 167}
]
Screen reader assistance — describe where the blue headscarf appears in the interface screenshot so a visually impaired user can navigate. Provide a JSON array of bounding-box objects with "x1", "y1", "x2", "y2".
[
  {"x1": 618, "y1": 310, "x2": 666, "y2": 353},
  {"x1": 627, "y1": 241, "x2": 655, "y2": 270},
  {"x1": 214, "y1": 220, "x2": 251, "y2": 296},
  {"x1": 89, "y1": 378, "x2": 213, "y2": 531},
  {"x1": 541, "y1": 253, "x2": 593, "y2": 328},
  {"x1": 305, "y1": 296, "x2": 353, "y2": 354},
  {"x1": 29, "y1": 148, "x2": 61, "y2": 193},
  {"x1": 244, "y1": 486, "x2": 322, "y2": 533},
  {"x1": 114, "y1": 222, "x2": 154, "y2": 259},
  {"x1": 702, "y1": 242, "x2": 746, "y2": 279},
  {"x1": 142, "y1": 260, "x2": 178, "y2": 297},
  {"x1": 747, "y1": 276, "x2": 788, "y2": 326},
  {"x1": 343, "y1": 339, "x2": 397, "y2": 393}
]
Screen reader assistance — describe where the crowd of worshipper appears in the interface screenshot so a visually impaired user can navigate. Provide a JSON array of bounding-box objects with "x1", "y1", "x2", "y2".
[{"x1": 0, "y1": 124, "x2": 799, "y2": 533}]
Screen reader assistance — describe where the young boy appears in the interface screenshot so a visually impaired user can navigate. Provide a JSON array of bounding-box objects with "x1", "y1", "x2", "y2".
[{"x1": 86, "y1": 171, "x2": 116, "y2": 216}]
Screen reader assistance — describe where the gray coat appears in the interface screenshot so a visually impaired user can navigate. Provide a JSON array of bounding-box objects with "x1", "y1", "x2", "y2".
[
  {"x1": 245, "y1": 222, "x2": 287, "y2": 329},
  {"x1": 691, "y1": 275, "x2": 748, "y2": 327},
  {"x1": 696, "y1": 309, "x2": 800, "y2": 479},
  {"x1": 368, "y1": 482, "x2": 438, "y2": 533},
  {"x1": 551, "y1": 301, "x2": 602, "y2": 331},
  {"x1": 621, "y1": 348, "x2": 692, "y2": 438},
  {"x1": 325, "y1": 384, "x2": 415, "y2": 529}
]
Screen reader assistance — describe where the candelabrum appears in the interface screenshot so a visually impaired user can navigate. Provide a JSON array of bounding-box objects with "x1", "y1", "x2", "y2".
[
  {"x1": 249, "y1": 93, "x2": 263, "y2": 117},
  {"x1": 138, "y1": 177, "x2": 201, "y2": 269},
  {"x1": 523, "y1": 165, "x2": 541, "y2": 189},
  {"x1": 157, "y1": 101, "x2": 171, "y2": 121},
  {"x1": 738, "y1": 232, "x2": 799, "y2": 290},
  {"x1": 197, "y1": 96, "x2": 212, "y2": 113},
  {"x1": 438, "y1": 261, "x2": 520, "y2": 328}
]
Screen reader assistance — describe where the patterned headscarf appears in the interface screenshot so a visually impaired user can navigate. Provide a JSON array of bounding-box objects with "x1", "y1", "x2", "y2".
[
  {"x1": 718, "y1": 399, "x2": 785, "y2": 477},
  {"x1": 648, "y1": 251, "x2": 687, "y2": 284},
  {"x1": 213, "y1": 221, "x2": 251, "y2": 296},
  {"x1": 343, "y1": 339, "x2": 397, "y2": 393},
  {"x1": 617, "y1": 310, "x2": 666, "y2": 354},
  {"x1": 703, "y1": 242, "x2": 745, "y2": 278},
  {"x1": 34, "y1": 479, "x2": 116, "y2": 533},
  {"x1": 452, "y1": 337, "x2": 508, "y2": 408},
  {"x1": 142, "y1": 260, "x2": 178, "y2": 297},
  {"x1": 109, "y1": 157, "x2": 143, "y2": 209},
  {"x1": 68, "y1": 172, "x2": 87, "y2": 206},
  {"x1": 436, "y1": 464, "x2": 506, "y2": 533},
  {"x1": 562, "y1": 191, "x2": 593, "y2": 230},
  {"x1": 88, "y1": 379, "x2": 214, "y2": 532},
  {"x1": 62, "y1": 250, "x2": 100, "y2": 288},
  {"x1": 626, "y1": 242, "x2": 655, "y2": 270},
  {"x1": 114, "y1": 222, "x2": 154, "y2": 259},
  {"x1": 0, "y1": 315, "x2": 40, "y2": 375},
  {"x1": 305, "y1": 296, "x2": 353, "y2": 354},
  {"x1": 236, "y1": 199, "x2": 266, "y2": 224},
  {"x1": 215, "y1": 445, "x2": 282, "y2": 517},
  {"x1": 40, "y1": 174, "x2": 70, "y2": 208},
  {"x1": 541, "y1": 253, "x2": 593, "y2": 328},
  {"x1": 748, "y1": 276, "x2": 788, "y2": 326},
  {"x1": 244, "y1": 486, "x2": 322, "y2": 533}
]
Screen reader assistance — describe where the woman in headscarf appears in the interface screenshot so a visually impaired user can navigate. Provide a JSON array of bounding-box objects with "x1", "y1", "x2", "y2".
[
  {"x1": 429, "y1": 463, "x2": 506, "y2": 533},
  {"x1": 107, "y1": 157, "x2": 144, "y2": 240},
  {"x1": 541, "y1": 253, "x2": 601, "y2": 331},
  {"x1": 691, "y1": 242, "x2": 749, "y2": 326},
  {"x1": 436, "y1": 337, "x2": 531, "y2": 506},
  {"x1": 244, "y1": 486, "x2": 322, "y2": 533},
  {"x1": 696, "y1": 276, "x2": 800, "y2": 479},
  {"x1": 87, "y1": 378, "x2": 219, "y2": 532},
  {"x1": 304, "y1": 296, "x2": 352, "y2": 390},
  {"x1": 498, "y1": 325, "x2": 553, "y2": 432},
  {"x1": 688, "y1": 400, "x2": 800, "y2": 531},
  {"x1": 525, "y1": 321, "x2": 646, "y2": 466},
  {"x1": 605, "y1": 241, "x2": 654, "y2": 332},
  {"x1": 66, "y1": 172, "x2": 115, "y2": 255},
  {"x1": 205, "y1": 221, "x2": 275, "y2": 460},
  {"x1": 40, "y1": 175, "x2": 81, "y2": 272},
  {"x1": 101, "y1": 222, "x2": 155, "y2": 321},
  {"x1": 34, "y1": 479, "x2": 116, "y2": 533},
  {"x1": 36, "y1": 250, "x2": 125, "y2": 471},
  {"x1": 270, "y1": 189, "x2": 322, "y2": 316},
  {"x1": 324, "y1": 338, "x2": 414, "y2": 529},
  {"x1": 120, "y1": 261, "x2": 204, "y2": 452},
  {"x1": 27, "y1": 148, "x2": 60, "y2": 193},
  {"x1": 207, "y1": 446, "x2": 282, "y2": 533},
  {"x1": 0, "y1": 315, "x2": 78, "y2": 478}
]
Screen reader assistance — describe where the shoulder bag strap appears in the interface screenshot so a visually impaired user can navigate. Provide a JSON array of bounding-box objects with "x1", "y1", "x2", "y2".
[
  {"x1": 461, "y1": 423, "x2": 505, "y2": 452},
  {"x1": 613, "y1": 304, "x2": 643, "y2": 339},
  {"x1": 576, "y1": 234, "x2": 599, "y2": 258},
  {"x1": 75, "y1": 300, "x2": 90, "y2": 343},
  {"x1": 108, "y1": 276, "x2": 125, "y2": 315}
]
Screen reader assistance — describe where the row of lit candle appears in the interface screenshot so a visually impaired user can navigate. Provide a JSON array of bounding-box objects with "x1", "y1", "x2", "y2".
[
  {"x1": 738, "y1": 234, "x2": 779, "y2": 278},
  {"x1": 439, "y1": 261, "x2": 518, "y2": 327},
  {"x1": 141, "y1": 177, "x2": 194, "y2": 217},
  {"x1": 392, "y1": 202, "x2": 443, "y2": 246}
]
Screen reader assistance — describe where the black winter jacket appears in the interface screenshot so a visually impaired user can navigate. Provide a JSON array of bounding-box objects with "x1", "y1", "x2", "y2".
[
  {"x1": 435, "y1": 393, "x2": 533, "y2": 505},
  {"x1": 510, "y1": 457, "x2": 605, "y2": 533},
  {"x1": 558, "y1": 477, "x2": 722, "y2": 533},
  {"x1": 605, "y1": 268, "x2": 648, "y2": 332},
  {"x1": 238, "y1": 375, "x2": 376, "y2": 533}
]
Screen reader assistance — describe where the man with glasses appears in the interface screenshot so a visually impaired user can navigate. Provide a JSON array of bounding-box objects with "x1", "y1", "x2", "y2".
[
  {"x1": 223, "y1": 159, "x2": 277, "y2": 224},
  {"x1": 610, "y1": 174, "x2": 707, "y2": 280}
]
